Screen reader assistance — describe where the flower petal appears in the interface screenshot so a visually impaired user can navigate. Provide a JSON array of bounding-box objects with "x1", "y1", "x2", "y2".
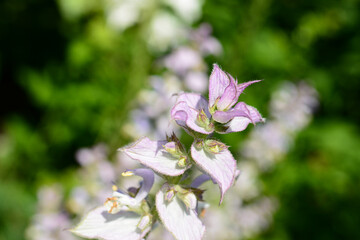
[
  {"x1": 216, "y1": 74, "x2": 238, "y2": 111},
  {"x1": 171, "y1": 93, "x2": 212, "y2": 134},
  {"x1": 237, "y1": 80, "x2": 261, "y2": 96},
  {"x1": 156, "y1": 185, "x2": 205, "y2": 240},
  {"x1": 209, "y1": 64, "x2": 230, "y2": 108},
  {"x1": 191, "y1": 142, "x2": 236, "y2": 203},
  {"x1": 121, "y1": 137, "x2": 189, "y2": 176},
  {"x1": 71, "y1": 206, "x2": 150, "y2": 240},
  {"x1": 127, "y1": 169, "x2": 155, "y2": 203},
  {"x1": 223, "y1": 104, "x2": 264, "y2": 133},
  {"x1": 213, "y1": 102, "x2": 262, "y2": 124}
]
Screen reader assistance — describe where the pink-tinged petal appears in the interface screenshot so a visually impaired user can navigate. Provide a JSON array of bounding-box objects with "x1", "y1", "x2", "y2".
[
  {"x1": 213, "y1": 102, "x2": 264, "y2": 124},
  {"x1": 191, "y1": 143, "x2": 236, "y2": 203},
  {"x1": 121, "y1": 137, "x2": 189, "y2": 176},
  {"x1": 209, "y1": 64, "x2": 230, "y2": 107},
  {"x1": 176, "y1": 93, "x2": 209, "y2": 111},
  {"x1": 71, "y1": 206, "x2": 150, "y2": 240},
  {"x1": 171, "y1": 93, "x2": 212, "y2": 134},
  {"x1": 216, "y1": 74, "x2": 238, "y2": 111},
  {"x1": 222, "y1": 104, "x2": 264, "y2": 133},
  {"x1": 156, "y1": 185, "x2": 205, "y2": 240},
  {"x1": 237, "y1": 80, "x2": 261, "y2": 97}
]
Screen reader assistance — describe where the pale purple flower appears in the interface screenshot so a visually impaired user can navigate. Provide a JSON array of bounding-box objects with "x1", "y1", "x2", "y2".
[
  {"x1": 121, "y1": 135, "x2": 190, "y2": 176},
  {"x1": 163, "y1": 47, "x2": 203, "y2": 76},
  {"x1": 156, "y1": 183, "x2": 205, "y2": 240},
  {"x1": 191, "y1": 139, "x2": 237, "y2": 203},
  {"x1": 171, "y1": 64, "x2": 264, "y2": 135},
  {"x1": 190, "y1": 23, "x2": 223, "y2": 56},
  {"x1": 171, "y1": 93, "x2": 213, "y2": 135},
  {"x1": 184, "y1": 71, "x2": 208, "y2": 93},
  {"x1": 71, "y1": 169, "x2": 154, "y2": 240}
]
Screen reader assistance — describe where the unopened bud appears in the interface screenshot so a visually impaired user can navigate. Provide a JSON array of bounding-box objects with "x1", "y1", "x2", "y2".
[
  {"x1": 177, "y1": 155, "x2": 188, "y2": 168},
  {"x1": 179, "y1": 192, "x2": 197, "y2": 211},
  {"x1": 165, "y1": 189, "x2": 175, "y2": 202},
  {"x1": 205, "y1": 140, "x2": 228, "y2": 154},
  {"x1": 197, "y1": 109, "x2": 209, "y2": 124},
  {"x1": 194, "y1": 139, "x2": 204, "y2": 149},
  {"x1": 163, "y1": 142, "x2": 179, "y2": 156},
  {"x1": 137, "y1": 214, "x2": 152, "y2": 231},
  {"x1": 196, "y1": 109, "x2": 214, "y2": 132}
]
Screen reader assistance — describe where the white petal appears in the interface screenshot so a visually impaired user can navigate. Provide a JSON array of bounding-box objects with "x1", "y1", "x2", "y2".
[
  {"x1": 71, "y1": 206, "x2": 150, "y2": 240},
  {"x1": 122, "y1": 137, "x2": 189, "y2": 176},
  {"x1": 156, "y1": 186, "x2": 205, "y2": 240},
  {"x1": 191, "y1": 143, "x2": 236, "y2": 203}
]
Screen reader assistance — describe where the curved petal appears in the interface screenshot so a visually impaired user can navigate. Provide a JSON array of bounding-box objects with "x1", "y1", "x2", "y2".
[
  {"x1": 130, "y1": 169, "x2": 155, "y2": 203},
  {"x1": 121, "y1": 137, "x2": 189, "y2": 176},
  {"x1": 171, "y1": 93, "x2": 212, "y2": 134},
  {"x1": 156, "y1": 185, "x2": 205, "y2": 240},
  {"x1": 209, "y1": 64, "x2": 230, "y2": 107},
  {"x1": 191, "y1": 143, "x2": 236, "y2": 203},
  {"x1": 216, "y1": 74, "x2": 238, "y2": 111},
  {"x1": 71, "y1": 206, "x2": 150, "y2": 240},
  {"x1": 237, "y1": 79, "x2": 261, "y2": 96},
  {"x1": 222, "y1": 104, "x2": 264, "y2": 133},
  {"x1": 214, "y1": 101, "x2": 263, "y2": 124}
]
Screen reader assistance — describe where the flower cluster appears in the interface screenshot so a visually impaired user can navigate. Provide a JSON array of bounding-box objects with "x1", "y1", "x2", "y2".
[{"x1": 71, "y1": 64, "x2": 264, "y2": 240}]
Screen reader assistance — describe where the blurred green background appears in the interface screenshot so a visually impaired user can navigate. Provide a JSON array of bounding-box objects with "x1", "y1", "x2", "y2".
[{"x1": 1, "y1": 0, "x2": 360, "y2": 239}]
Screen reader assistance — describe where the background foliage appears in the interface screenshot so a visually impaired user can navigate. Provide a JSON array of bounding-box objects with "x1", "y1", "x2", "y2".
[{"x1": 1, "y1": 0, "x2": 360, "y2": 239}]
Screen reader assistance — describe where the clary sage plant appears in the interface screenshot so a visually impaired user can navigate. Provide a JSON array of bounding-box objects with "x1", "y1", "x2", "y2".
[{"x1": 71, "y1": 64, "x2": 264, "y2": 240}]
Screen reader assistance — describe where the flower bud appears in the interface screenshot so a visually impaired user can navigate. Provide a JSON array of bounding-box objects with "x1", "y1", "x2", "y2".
[
  {"x1": 196, "y1": 109, "x2": 214, "y2": 132},
  {"x1": 137, "y1": 214, "x2": 152, "y2": 231},
  {"x1": 163, "y1": 142, "x2": 180, "y2": 156},
  {"x1": 164, "y1": 189, "x2": 176, "y2": 202},
  {"x1": 204, "y1": 139, "x2": 228, "y2": 154},
  {"x1": 177, "y1": 155, "x2": 188, "y2": 168},
  {"x1": 179, "y1": 192, "x2": 197, "y2": 211}
]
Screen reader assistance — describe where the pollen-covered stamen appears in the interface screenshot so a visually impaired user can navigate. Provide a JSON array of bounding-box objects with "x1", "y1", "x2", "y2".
[
  {"x1": 112, "y1": 185, "x2": 118, "y2": 192},
  {"x1": 204, "y1": 139, "x2": 228, "y2": 154},
  {"x1": 104, "y1": 197, "x2": 122, "y2": 214},
  {"x1": 122, "y1": 170, "x2": 134, "y2": 177}
]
